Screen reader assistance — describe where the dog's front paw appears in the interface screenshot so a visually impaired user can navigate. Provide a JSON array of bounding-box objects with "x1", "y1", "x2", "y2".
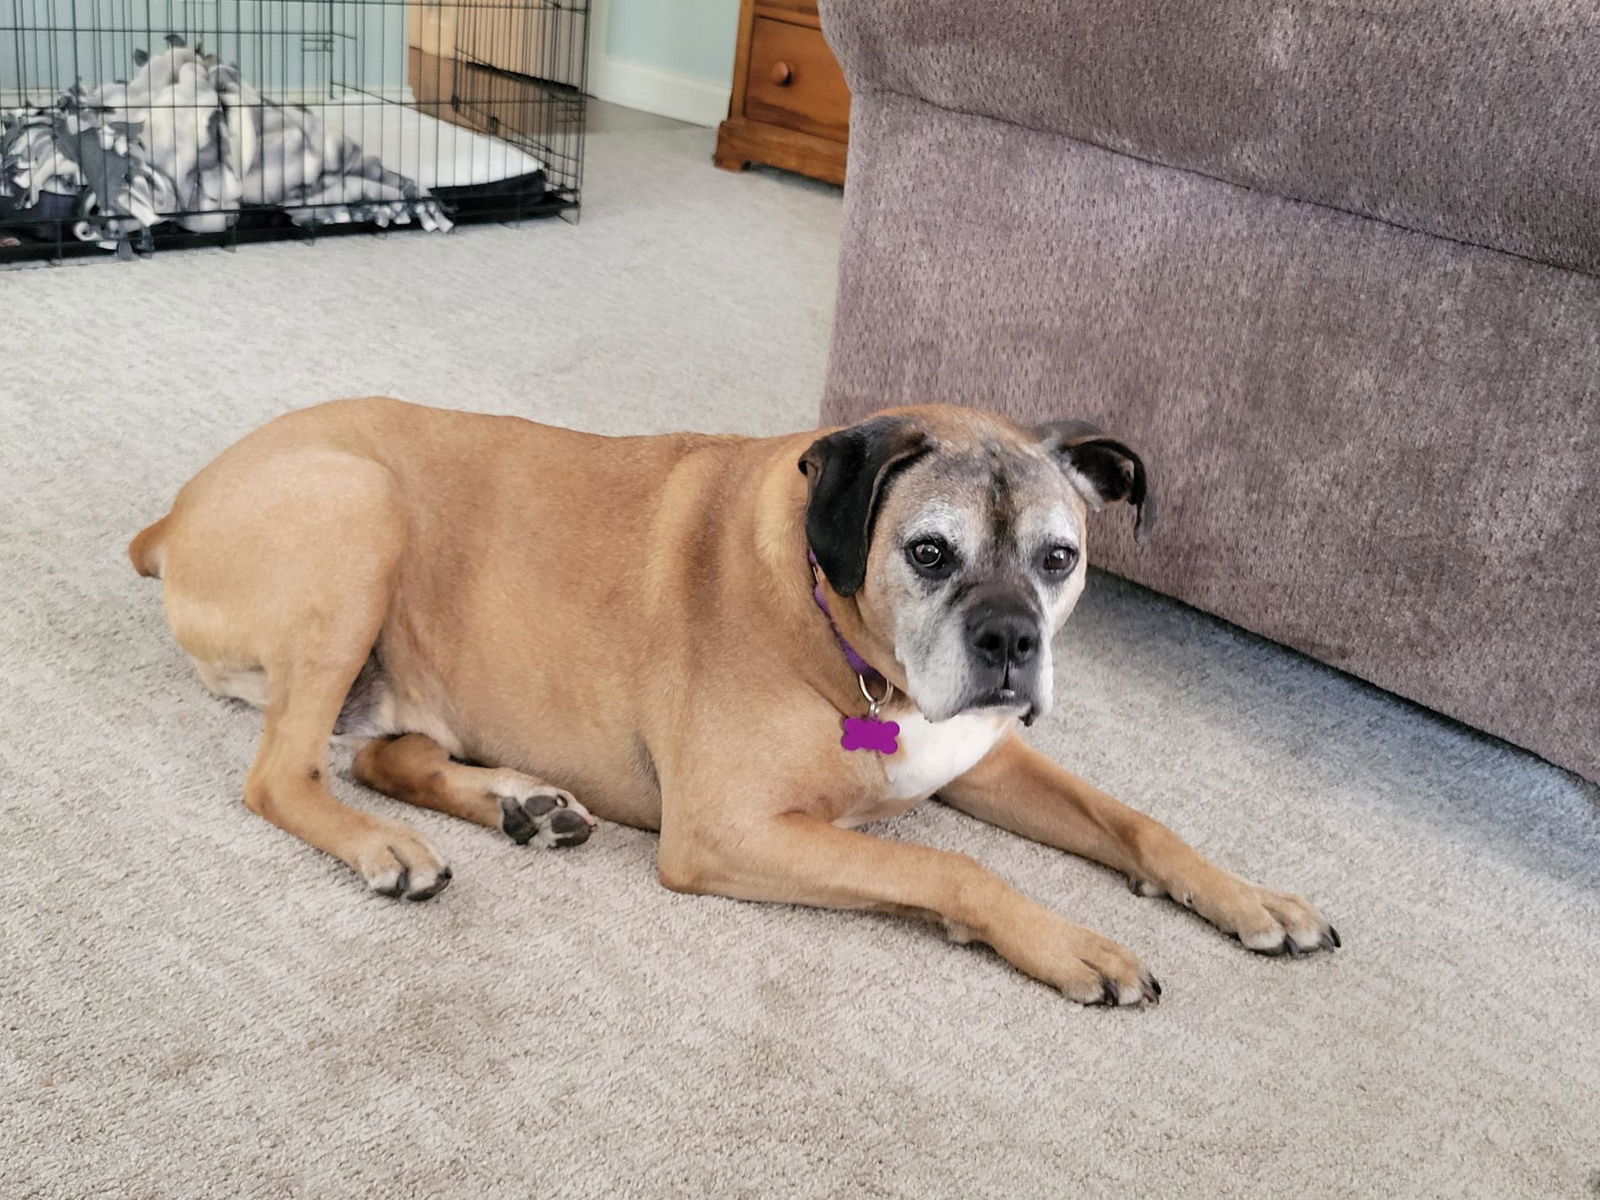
[
  {"x1": 493, "y1": 778, "x2": 597, "y2": 849},
  {"x1": 1228, "y1": 882, "x2": 1339, "y2": 956},
  {"x1": 1146, "y1": 871, "x2": 1338, "y2": 956},
  {"x1": 994, "y1": 914, "x2": 1161, "y2": 1007}
]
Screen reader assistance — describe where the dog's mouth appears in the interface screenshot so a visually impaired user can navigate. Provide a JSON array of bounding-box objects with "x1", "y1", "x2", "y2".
[{"x1": 965, "y1": 687, "x2": 1038, "y2": 726}]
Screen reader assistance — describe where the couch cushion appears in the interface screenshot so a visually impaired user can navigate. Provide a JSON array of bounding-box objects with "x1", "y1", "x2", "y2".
[{"x1": 819, "y1": 0, "x2": 1600, "y2": 276}]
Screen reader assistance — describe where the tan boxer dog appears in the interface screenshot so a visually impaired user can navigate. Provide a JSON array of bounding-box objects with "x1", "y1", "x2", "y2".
[{"x1": 129, "y1": 398, "x2": 1338, "y2": 1006}]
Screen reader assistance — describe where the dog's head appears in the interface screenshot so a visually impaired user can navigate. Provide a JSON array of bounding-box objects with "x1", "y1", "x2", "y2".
[{"x1": 800, "y1": 406, "x2": 1152, "y2": 725}]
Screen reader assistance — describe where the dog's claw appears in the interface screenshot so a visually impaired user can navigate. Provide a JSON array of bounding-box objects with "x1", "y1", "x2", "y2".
[
  {"x1": 1088, "y1": 973, "x2": 1160, "y2": 1007},
  {"x1": 1250, "y1": 926, "x2": 1341, "y2": 958}
]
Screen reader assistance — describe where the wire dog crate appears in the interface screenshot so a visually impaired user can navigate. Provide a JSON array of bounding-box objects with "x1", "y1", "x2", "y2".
[{"x1": 0, "y1": 0, "x2": 586, "y2": 262}]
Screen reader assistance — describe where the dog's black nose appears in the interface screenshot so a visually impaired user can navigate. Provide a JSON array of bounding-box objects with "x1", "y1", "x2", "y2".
[{"x1": 965, "y1": 595, "x2": 1041, "y2": 669}]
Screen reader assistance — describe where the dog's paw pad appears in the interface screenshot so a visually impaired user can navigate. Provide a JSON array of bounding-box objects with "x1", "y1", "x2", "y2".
[{"x1": 496, "y1": 784, "x2": 597, "y2": 848}]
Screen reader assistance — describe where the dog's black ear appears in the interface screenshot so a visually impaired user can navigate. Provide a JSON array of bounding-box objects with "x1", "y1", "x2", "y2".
[
  {"x1": 799, "y1": 416, "x2": 931, "y2": 597},
  {"x1": 1036, "y1": 419, "x2": 1155, "y2": 542}
]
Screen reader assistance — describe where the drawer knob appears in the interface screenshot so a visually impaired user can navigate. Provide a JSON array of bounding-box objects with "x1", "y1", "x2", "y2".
[{"x1": 769, "y1": 60, "x2": 794, "y2": 86}]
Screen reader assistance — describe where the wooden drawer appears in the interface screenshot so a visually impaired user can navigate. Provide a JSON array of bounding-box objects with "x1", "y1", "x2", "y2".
[
  {"x1": 744, "y1": 17, "x2": 850, "y2": 142},
  {"x1": 714, "y1": 0, "x2": 848, "y2": 184},
  {"x1": 755, "y1": 0, "x2": 819, "y2": 17}
]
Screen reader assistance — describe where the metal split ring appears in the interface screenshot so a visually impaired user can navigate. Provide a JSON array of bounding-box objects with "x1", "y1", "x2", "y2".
[{"x1": 857, "y1": 673, "x2": 894, "y2": 717}]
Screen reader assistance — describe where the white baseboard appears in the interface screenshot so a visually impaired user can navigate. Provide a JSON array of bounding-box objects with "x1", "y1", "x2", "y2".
[{"x1": 589, "y1": 54, "x2": 730, "y2": 128}]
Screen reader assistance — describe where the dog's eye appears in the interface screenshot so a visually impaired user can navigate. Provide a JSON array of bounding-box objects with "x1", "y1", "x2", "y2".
[
  {"x1": 907, "y1": 538, "x2": 952, "y2": 576},
  {"x1": 1042, "y1": 545, "x2": 1078, "y2": 574}
]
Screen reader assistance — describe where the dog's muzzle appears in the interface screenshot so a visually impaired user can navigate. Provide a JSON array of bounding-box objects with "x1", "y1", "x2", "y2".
[{"x1": 961, "y1": 588, "x2": 1044, "y2": 723}]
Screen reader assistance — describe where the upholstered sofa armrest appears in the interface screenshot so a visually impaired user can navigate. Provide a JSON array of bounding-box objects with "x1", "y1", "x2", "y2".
[{"x1": 819, "y1": 0, "x2": 1600, "y2": 275}]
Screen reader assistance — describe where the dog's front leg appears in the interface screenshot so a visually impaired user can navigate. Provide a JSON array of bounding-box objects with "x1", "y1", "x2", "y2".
[
  {"x1": 660, "y1": 810, "x2": 1160, "y2": 1005},
  {"x1": 941, "y1": 735, "x2": 1339, "y2": 956}
]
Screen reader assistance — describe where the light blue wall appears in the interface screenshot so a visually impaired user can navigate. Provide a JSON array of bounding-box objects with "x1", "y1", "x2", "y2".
[
  {"x1": 0, "y1": 0, "x2": 405, "y2": 99},
  {"x1": 604, "y1": 0, "x2": 738, "y2": 84},
  {"x1": 2, "y1": 0, "x2": 734, "y2": 104}
]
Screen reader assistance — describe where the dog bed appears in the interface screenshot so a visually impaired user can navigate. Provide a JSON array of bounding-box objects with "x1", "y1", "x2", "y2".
[{"x1": 0, "y1": 39, "x2": 555, "y2": 259}]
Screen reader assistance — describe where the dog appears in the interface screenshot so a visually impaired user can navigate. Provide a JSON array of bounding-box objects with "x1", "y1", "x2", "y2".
[{"x1": 129, "y1": 398, "x2": 1337, "y2": 1005}]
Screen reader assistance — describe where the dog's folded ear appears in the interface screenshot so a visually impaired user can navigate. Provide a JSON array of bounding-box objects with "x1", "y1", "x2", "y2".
[
  {"x1": 1036, "y1": 419, "x2": 1155, "y2": 543},
  {"x1": 799, "y1": 416, "x2": 931, "y2": 597}
]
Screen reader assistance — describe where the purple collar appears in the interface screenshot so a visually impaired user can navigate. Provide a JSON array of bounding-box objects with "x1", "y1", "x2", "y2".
[
  {"x1": 809, "y1": 551, "x2": 902, "y2": 754},
  {"x1": 807, "y1": 551, "x2": 884, "y2": 682}
]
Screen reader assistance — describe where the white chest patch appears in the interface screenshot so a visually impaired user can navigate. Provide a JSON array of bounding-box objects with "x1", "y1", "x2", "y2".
[{"x1": 883, "y1": 710, "x2": 1016, "y2": 802}]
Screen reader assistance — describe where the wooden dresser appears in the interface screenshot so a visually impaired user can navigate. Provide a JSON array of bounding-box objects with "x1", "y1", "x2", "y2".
[{"x1": 714, "y1": 0, "x2": 850, "y2": 185}]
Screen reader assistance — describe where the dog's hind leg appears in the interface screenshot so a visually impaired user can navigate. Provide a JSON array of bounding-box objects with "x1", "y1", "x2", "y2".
[
  {"x1": 243, "y1": 653, "x2": 452, "y2": 901},
  {"x1": 149, "y1": 449, "x2": 450, "y2": 900},
  {"x1": 354, "y1": 734, "x2": 596, "y2": 849}
]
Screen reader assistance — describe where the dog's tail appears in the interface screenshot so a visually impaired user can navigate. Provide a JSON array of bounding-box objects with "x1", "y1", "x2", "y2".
[{"x1": 128, "y1": 514, "x2": 170, "y2": 579}]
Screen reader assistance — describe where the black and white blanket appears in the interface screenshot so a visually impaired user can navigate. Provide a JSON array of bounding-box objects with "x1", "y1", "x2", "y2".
[{"x1": 0, "y1": 37, "x2": 452, "y2": 253}]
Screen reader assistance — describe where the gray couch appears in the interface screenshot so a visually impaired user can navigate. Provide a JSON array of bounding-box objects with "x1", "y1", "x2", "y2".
[{"x1": 816, "y1": 0, "x2": 1600, "y2": 781}]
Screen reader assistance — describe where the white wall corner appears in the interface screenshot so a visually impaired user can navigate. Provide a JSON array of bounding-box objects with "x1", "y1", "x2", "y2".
[{"x1": 589, "y1": 54, "x2": 731, "y2": 127}]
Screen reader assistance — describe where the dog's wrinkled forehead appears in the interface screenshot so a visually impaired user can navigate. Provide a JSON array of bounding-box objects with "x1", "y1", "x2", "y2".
[
  {"x1": 882, "y1": 439, "x2": 1083, "y2": 557},
  {"x1": 800, "y1": 407, "x2": 1147, "y2": 598}
]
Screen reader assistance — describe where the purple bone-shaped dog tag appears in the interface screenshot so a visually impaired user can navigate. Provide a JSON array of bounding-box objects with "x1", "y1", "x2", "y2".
[{"x1": 841, "y1": 715, "x2": 900, "y2": 754}]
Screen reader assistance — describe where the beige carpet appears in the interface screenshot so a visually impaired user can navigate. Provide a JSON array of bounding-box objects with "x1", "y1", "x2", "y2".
[{"x1": 3, "y1": 105, "x2": 1598, "y2": 1200}]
